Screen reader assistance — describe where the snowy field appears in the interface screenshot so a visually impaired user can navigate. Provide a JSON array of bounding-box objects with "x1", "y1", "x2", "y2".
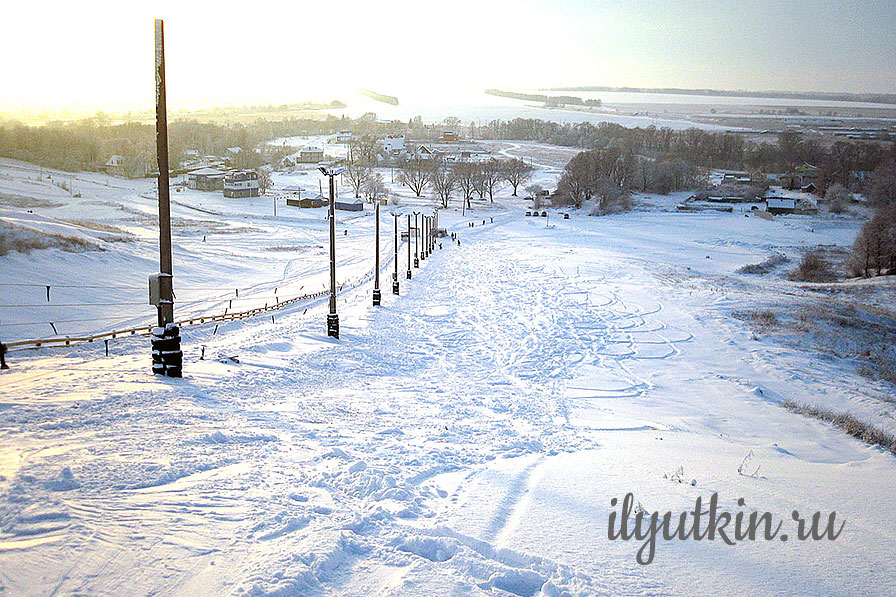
[{"x1": 1, "y1": 150, "x2": 896, "y2": 595}]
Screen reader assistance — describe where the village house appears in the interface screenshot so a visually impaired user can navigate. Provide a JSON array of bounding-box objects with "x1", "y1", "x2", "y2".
[
  {"x1": 187, "y1": 167, "x2": 227, "y2": 191},
  {"x1": 103, "y1": 155, "x2": 124, "y2": 175},
  {"x1": 223, "y1": 170, "x2": 259, "y2": 198},
  {"x1": 411, "y1": 145, "x2": 437, "y2": 160},
  {"x1": 335, "y1": 197, "x2": 364, "y2": 211},
  {"x1": 783, "y1": 163, "x2": 821, "y2": 191},
  {"x1": 297, "y1": 146, "x2": 324, "y2": 163},
  {"x1": 336, "y1": 130, "x2": 353, "y2": 143},
  {"x1": 766, "y1": 196, "x2": 818, "y2": 215},
  {"x1": 439, "y1": 130, "x2": 459, "y2": 142},
  {"x1": 378, "y1": 134, "x2": 406, "y2": 157}
]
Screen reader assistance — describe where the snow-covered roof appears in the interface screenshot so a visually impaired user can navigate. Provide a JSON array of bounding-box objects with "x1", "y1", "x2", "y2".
[
  {"x1": 301, "y1": 146, "x2": 323, "y2": 153},
  {"x1": 767, "y1": 197, "x2": 796, "y2": 208},
  {"x1": 188, "y1": 167, "x2": 226, "y2": 177}
]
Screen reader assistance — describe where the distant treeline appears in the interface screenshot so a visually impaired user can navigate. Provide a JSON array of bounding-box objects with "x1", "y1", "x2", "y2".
[
  {"x1": 0, "y1": 115, "x2": 370, "y2": 175},
  {"x1": 474, "y1": 118, "x2": 895, "y2": 193},
  {"x1": 485, "y1": 89, "x2": 601, "y2": 107},
  {"x1": 545, "y1": 86, "x2": 896, "y2": 106},
  {"x1": 2, "y1": 112, "x2": 894, "y2": 198}
]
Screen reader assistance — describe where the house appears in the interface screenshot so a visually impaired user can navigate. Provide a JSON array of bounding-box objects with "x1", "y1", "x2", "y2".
[
  {"x1": 721, "y1": 171, "x2": 750, "y2": 184},
  {"x1": 281, "y1": 156, "x2": 296, "y2": 168},
  {"x1": 103, "y1": 155, "x2": 125, "y2": 175},
  {"x1": 298, "y1": 146, "x2": 324, "y2": 163},
  {"x1": 187, "y1": 167, "x2": 227, "y2": 191},
  {"x1": 223, "y1": 170, "x2": 259, "y2": 198},
  {"x1": 766, "y1": 197, "x2": 797, "y2": 214},
  {"x1": 378, "y1": 134, "x2": 406, "y2": 156},
  {"x1": 440, "y1": 130, "x2": 459, "y2": 142},
  {"x1": 412, "y1": 145, "x2": 437, "y2": 160},
  {"x1": 288, "y1": 195, "x2": 327, "y2": 208},
  {"x1": 766, "y1": 197, "x2": 818, "y2": 215},
  {"x1": 335, "y1": 197, "x2": 364, "y2": 211},
  {"x1": 336, "y1": 130, "x2": 353, "y2": 143}
]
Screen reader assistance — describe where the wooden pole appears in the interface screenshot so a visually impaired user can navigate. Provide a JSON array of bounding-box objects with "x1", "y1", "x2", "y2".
[
  {"x1": 155, "y1": 19, "x2": 174, "y2": 327},
  {"x1": 152, "y1": 19, "x2": 182, "y2": 377},
  {"x1": 373, "y1": 199, "x2": 381, "y2": 305}
]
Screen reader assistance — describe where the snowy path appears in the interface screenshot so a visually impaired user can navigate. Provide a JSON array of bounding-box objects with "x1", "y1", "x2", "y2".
[{"x1": 1, "y1": 210, "x2": 895, "y2": 595}]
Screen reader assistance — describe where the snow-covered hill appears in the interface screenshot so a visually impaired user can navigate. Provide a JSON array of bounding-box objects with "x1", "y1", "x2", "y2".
[{"x1": 1, "y1": 154, "x2": 894, "y2": 595}]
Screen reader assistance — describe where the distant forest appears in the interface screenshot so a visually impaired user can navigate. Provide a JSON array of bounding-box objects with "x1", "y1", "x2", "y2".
[
  {"x1": 1, "y1": 113, "x2": 894, "y2": 195},
  {"x1": 545, "y1": 86, "x2": 896, "y2": 105}
]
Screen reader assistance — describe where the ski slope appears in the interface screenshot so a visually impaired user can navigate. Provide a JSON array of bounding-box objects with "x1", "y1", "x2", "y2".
[{"x1": 1, "y1": 157, "x2": 895, "y2": 595}]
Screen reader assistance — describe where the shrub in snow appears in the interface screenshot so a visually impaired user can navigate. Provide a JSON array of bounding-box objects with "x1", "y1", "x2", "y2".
[
  {"x1": 588, "y1": 178, "x2": 632, "y2": 216},
  {"x1": 788, "y1": 250, "x2": 836, "y2": 282},
  {"x1": 0, "y1": 222, "x2": 99, "y2": 256},
  {"x1": 737, "y1": 253, "x2": 789, "y2": 275},
  {"x1": 825, "y1": 183, "x2": 851, "y2": 214},
  {"x1": 782, "y1": 400, "x2": 896, "y2": 454}
]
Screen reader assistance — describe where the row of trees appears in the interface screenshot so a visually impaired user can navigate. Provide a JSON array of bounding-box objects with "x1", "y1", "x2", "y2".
[
  {"x1": 552, "y1": 147, "x2": 703, "y2": 214},
  {"x1": 345, "y1": 155, "x2": 535, "y2": 210},
  {"x1": 476, "y1": 119, "x2": 896, "y2": 195},
  {"x1": 410, "y1": 156, "x2": 533, "y2": 209},
  {"x1": 0, "y1": 114, "x2": 373, "y2": 174},
  {"x1": 850, "y1": 161, "x2": 896, "y2": 277}
]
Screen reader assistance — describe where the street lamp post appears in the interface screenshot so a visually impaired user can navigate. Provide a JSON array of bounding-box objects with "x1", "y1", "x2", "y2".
[
  {"x1": 406, "y1": 214, "x2": 412, "y2": 280},
  {"x1": 421, "y1": 215, "x2": 427, "y2": 260},
  {"x1": 413, "y1": 211, "x2": 420, "y2": 267},
  {"x1": 373, "y1": 198, "x2": 381, "y2": 306},
  {"x1": 392, "y1": 212, "x2": 400, "y2": 294},
  {"x1": 319, "y1": 165, "x2": 345, "y2": 338}
]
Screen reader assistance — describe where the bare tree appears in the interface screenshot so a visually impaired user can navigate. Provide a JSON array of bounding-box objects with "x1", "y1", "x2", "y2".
[
  {"x1": 452, "y1": 161, "x2": 480, "y2": 212},
  {"x1": 344, "y1": 160, "x2": 372, "y2": 199},
  {"x1": 526, "y1": 183, "x2": 544, "y2": 209},
  {"x1": 824, "y1": 183, "x2": 850, "y2": 214},
  {"x1": 348, "y1": 135, "x2": 380, "y2": 164},
  {"x1": 588, "y1": 176, "x2": 633, "y2": 216},
  {"x1": 429, "y1": 160, "x2": 457, "y2": 208},
  {"x1": 256, "y1": 168, "x2": 273, "y2": 195},
  {"x1": 479, "y1": 158, "x2": 504, "y2": 202},
  {"x1": 502, "y1": 158, "x2": 534, "y2": 196},
  {"x1": 555, "y1": 151, "x2": 601, "y2": 207},
  {"x1": 362, "y1": 173, "x2": 387, "y2": 204},
  {"x1": 397, "y1": 155, "x2": 434, "y2": 197}
]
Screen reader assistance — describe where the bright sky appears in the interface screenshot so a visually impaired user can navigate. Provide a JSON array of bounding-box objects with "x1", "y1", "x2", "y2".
[{"x1": 2, "y1": 0, "x2": 895, "y2": 114}]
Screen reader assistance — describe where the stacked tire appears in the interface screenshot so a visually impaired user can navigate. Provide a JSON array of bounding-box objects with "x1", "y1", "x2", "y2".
[{"x1": 151, "y1": 323, "x2": 183, "y2": 377}]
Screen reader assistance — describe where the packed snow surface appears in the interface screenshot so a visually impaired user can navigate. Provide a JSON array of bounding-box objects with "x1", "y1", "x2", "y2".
[{"x1": 1, "y1": 154, "x2": 895, "y2": 595}]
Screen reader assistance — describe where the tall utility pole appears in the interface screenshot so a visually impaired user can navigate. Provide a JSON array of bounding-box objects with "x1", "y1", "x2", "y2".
[
  {"x1": 413, "y1": 211, "x2": 420, "y2": 268},
  {"x1": 373, "y1": 199, "x2": 381, "y2": 306},
  {"x1": 392, "y1": 212, "x2": 400, "y2": 294},
  {"x1": 406, "y1": 214, "x2": 412, "y2": 280},
  {"x1": 421, "y1": 216, "x2": 427, "y2": 260},
  {"x1": 319, "y1": 166, "x2": 345, "y2": 338},
  {"x1": 150, "y1": 19, "x2": 182, "y2": 378}
]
